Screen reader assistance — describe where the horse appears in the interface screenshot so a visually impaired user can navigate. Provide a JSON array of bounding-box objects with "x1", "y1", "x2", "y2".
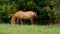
[{"x1": 10, "y1": 10, "x2": 37, "y2": 25}]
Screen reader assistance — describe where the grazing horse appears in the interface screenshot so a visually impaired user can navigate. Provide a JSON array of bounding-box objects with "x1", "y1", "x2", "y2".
[{"x1": 10, "y1": 10, "x2": 37, "y2": 25}]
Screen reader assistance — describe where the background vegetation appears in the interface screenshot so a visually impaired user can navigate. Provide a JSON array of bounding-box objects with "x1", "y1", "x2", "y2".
[
  {"x1": 0, "y1": 0, "x2": 60, "y2": 24},
  {"x1": 0, "y1": 0, "x2": 60, "y2": 34}
]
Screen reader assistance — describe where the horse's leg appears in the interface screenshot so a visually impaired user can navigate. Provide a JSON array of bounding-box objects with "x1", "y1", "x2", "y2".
[
  {"x1": 17, "y1": 18, "x2": 19, "y2": 24},
  {"x1": 20, "y1": 19, "x2": 23, "y2": 25},
  {"x1": 30, "y1": 18, "x2": 34, "y2": 25}
]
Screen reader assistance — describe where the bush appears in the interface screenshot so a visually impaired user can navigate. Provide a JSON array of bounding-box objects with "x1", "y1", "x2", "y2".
[{"x1": 0, "y1": 0, "x2": 56, "y2": 24}]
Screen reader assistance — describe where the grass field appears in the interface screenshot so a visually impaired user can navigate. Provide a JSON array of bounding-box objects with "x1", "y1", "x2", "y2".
[{"x1": 0, "y1": 24, "x2": 60, "y2": 34}]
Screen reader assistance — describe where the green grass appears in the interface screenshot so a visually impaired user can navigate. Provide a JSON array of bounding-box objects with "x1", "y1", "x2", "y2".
[{"x1": 0, "y1": 24, "x2": 60, "y2": 34}]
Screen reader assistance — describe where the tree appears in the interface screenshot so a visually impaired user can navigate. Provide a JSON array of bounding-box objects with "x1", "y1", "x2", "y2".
[{"x1": 0, "y1": 0, "x2": 56, "y2": 24}]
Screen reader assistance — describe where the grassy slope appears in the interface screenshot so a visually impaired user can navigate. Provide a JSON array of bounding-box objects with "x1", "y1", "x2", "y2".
[{"x1": 0, "y1": 24, "x2": 60, "y2": 34}]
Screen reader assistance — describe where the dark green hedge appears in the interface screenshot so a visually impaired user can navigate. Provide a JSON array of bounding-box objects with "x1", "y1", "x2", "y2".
[{"x1": 0, "y1": 0, "x2": 56, "y2": 24}]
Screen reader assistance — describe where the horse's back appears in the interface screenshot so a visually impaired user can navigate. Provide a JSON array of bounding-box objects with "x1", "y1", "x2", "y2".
[
  {"x1": 27, "y1": 11, "x2": 37, "y2": 17},
  {"x1": 13, "y1": 10, "x2": 37, "y2": 18}
]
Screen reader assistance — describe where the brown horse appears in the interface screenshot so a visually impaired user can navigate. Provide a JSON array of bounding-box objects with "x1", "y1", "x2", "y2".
[{"x1": 10, "y1": 10, "x2": 37, "y2": 25}]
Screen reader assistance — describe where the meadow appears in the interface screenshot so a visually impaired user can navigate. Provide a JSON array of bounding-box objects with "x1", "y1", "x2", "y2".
[{"x1": 0, "y1": 23, "x2": 60, "y2": 34}]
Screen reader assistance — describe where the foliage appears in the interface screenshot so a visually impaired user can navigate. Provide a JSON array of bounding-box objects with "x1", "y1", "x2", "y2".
[{"x1": 0, "y1": 0, "x2": 56, "y2": 24}]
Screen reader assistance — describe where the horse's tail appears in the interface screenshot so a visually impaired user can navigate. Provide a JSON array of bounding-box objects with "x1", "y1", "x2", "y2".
[
  {"x1": 34, "y1": 13, "x2": 37, "y2": 19},
  {"x1": 33, "y1": 12, "x2": 37, "y2": 24},
  {"x1": 34, "y1": 13, "x2": 37, "y2": 18}
]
